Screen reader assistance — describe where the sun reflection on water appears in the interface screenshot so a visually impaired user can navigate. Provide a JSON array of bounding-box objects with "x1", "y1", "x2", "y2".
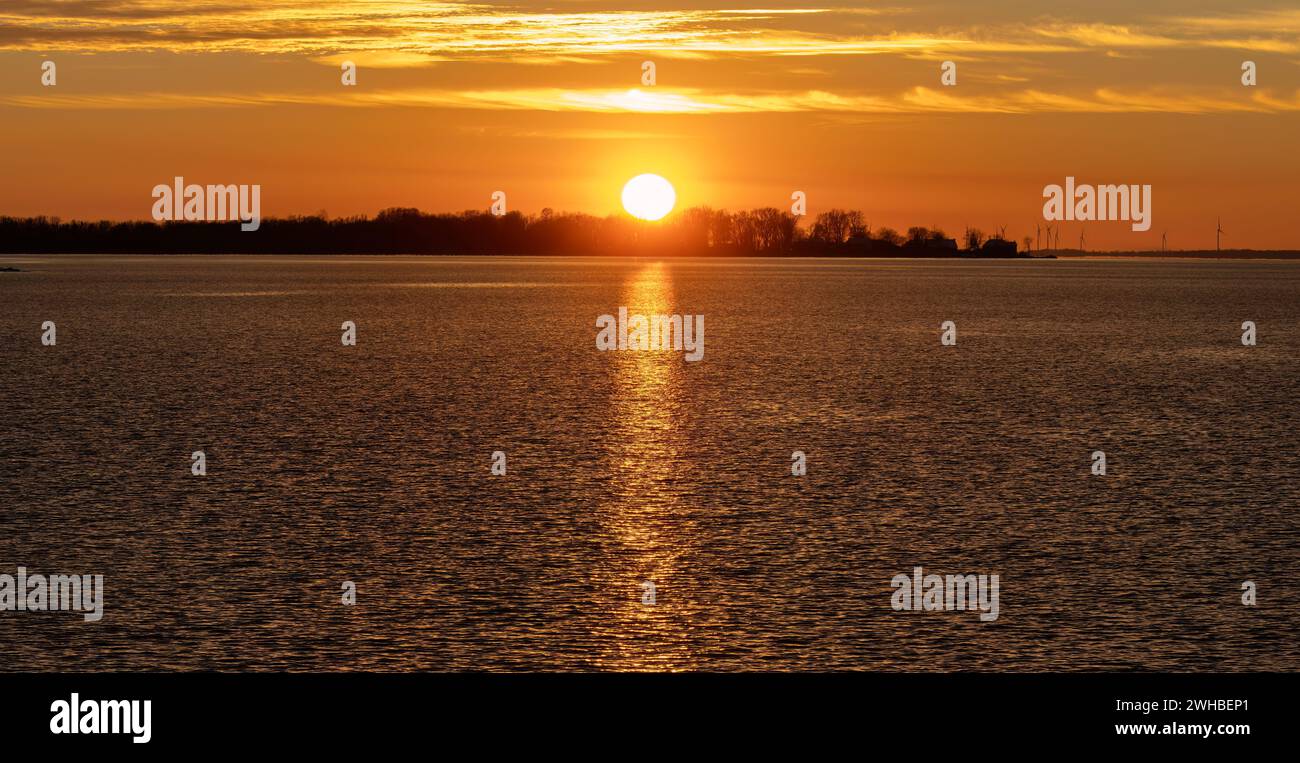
[{"x1": 594, "y1": 261, "x2": 698, "y2": 670}]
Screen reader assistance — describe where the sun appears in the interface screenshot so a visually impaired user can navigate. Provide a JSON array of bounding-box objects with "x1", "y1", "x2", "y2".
[{"x1": 621, "y1": 174, "x2": 676, "y2": 221}]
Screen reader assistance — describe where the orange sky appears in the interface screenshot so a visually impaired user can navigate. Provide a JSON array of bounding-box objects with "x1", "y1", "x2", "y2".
[{"x1": 1, "y1": 1, "x2": 1299, "y2": 249}]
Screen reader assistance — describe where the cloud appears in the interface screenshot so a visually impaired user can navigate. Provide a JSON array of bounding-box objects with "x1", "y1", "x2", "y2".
[
  {"x1": 7, "y1": 84, "x2": 1295, "y2": 115},
  {"x1": 8, "y1": 2, "x2": 1292, "y2": 60},
  {"x1": 1031, "y1": 23, "x2": 1181, "y2": 49},
  {"x1": 5, "y1": 2, "x2": 1299, "y2": 115},
  {"x1": 0, "y1": 3, "x2": 919, "y2": 56}
]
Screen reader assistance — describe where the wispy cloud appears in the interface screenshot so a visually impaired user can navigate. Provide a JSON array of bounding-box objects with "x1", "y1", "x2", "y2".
[
  {"x1": 7, "y1": 2, "x2": 1296, "y2": 58},
  {"x1": 0, "y1": 3, "x2": 915, "y2": 56},
  {"x1": 4, "y1": 2, "x2": 1299, "y2": 115},
  {"x1": 6, "y1": 84, "x2": 1295, "y2": 114}
]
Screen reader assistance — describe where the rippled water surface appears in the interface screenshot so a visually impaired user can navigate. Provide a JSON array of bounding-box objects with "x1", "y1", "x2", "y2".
[{"x1": 2, "y1": 255, "x2": 1298, "y2": 671}]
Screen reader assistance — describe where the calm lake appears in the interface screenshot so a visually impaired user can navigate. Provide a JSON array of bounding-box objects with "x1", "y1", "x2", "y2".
[{"x1": 1, "y1": 255, "x2": 1298, "y2": 670}]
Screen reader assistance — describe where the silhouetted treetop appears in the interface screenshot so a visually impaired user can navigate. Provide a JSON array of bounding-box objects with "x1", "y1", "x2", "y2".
[{"x1": 0, "y1": 207, "x2": 1025, "y2": 257}]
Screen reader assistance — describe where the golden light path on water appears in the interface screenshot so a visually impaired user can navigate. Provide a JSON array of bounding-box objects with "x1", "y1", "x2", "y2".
[{"x1": 595, "y1": 261, "x2": 697, "y2": 670}]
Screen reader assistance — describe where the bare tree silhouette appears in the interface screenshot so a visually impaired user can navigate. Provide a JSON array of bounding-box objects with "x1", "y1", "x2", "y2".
[{"x1": 0, "y1": 207, "x2": 1035, "y2": 258}]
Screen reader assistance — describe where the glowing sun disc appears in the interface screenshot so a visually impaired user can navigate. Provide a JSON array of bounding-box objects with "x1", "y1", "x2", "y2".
[{"x1": 622, "y1": 174, "x2": 676, "y2": 221}]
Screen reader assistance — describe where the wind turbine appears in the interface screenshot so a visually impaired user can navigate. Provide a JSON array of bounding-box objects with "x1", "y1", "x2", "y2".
[
  {"x1": 1161, "y1": 231, "x2": 1167, "y2": 253},
  {"x1": 1079, "y1": 228, "x2": 1086, "y2": 251},
  {"x1": 1216, "y1": 217, "x2": 1224, "y2": 252},
  {"x1": 1035, "y1": 223, "x2": 1041, "y2": 251}
]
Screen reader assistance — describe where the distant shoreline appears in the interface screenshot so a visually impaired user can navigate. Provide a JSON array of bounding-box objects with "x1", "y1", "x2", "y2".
[
  {"x1": 1052, "y1": 250, "x2": 1300, "y2": 259},
  {"x1": 8, "y1": 252, "x2": 1300, "y2": 261},
  {"x1": 4, "y1": 210, "x2": 1296, "y2": 258}
]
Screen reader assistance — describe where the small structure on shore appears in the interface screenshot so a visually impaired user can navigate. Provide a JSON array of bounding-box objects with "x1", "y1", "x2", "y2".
[{"x1": 980, "y1": 238, "x2": 1017, "y2": 257}]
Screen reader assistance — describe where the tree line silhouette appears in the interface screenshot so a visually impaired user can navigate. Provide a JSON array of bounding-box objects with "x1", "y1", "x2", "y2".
[{"x1": 0, "y1": 207, "x2": 1030, "y2": 256}]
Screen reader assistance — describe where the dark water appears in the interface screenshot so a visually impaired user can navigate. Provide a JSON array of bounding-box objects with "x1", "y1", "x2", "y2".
[{"x1": 1, "y1": 255, "x2": 1298, "y2": 671}]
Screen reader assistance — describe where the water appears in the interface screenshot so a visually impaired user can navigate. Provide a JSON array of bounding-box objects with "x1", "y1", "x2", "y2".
[{"x1": 1, "y1": 255, "x2": 1298, "y2": 671}]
